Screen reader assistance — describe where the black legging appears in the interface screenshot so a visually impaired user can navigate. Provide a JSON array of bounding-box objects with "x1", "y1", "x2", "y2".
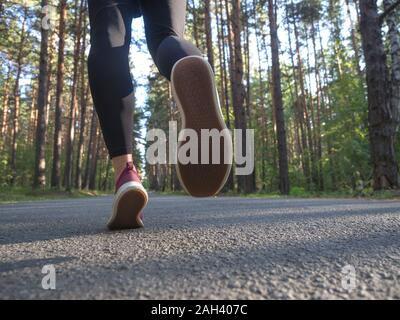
[{"x1": 88, "y1": 0, "x2": 202, "y2": 158}]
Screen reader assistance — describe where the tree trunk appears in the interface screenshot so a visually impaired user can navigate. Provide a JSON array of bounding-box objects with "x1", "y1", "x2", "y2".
[
  {"x1": 10, "y1": 8, "x2": 28, "y2": 185},
  {"x1": 243, "y1": 0, "x2": 256, "y2": 191},
  {"x1": 75, "y1": 10, "x2": 88, "y2": 189},
  {"x1": 89, "y1": 127, "x2": 100, "y2": 190},
  {"x1": 384, "y1": 0, "x2": 400, "y2": 126},
  {"x1": 286, "y1": 1, "x2": 311, "y2": 188},
  {"x1": 229, "y1": 0, "x2": 252, "y2": 193},
  {"x1": 33, "y1": 0, "x2": 50, "y2": 189},
  {"x1": 268, "y1": 0, "x2": 290, "y2": 195},
  {"x1": 328, "y1": 0, "x2": 344, "y2": 79},
  {"x1": 190, "y1": 0, "x2": 200, "y2": 49},
  {"x1": 216, "y1": 0, "x2": 234, "y2": 190},
  {"x1": 28, "y1": 85, "x2": 38, "y2": 145},
  {"x1": 45, "y1": 32, "x2": 55, "y2": 127},
  {"x1": 254, "y1": 0, "x2": 269, "y2": 190},
  {"x1": 64, "y1": 0, "x2": 84, "y2": 191},
  {"x1": 359, "y1": 0, "x2": 399, "y2": 189},
  {"x1": 0, "y1": 67, "x2": 11, "y2": 143},
  {"x1": 345, "y1": 0, "x2": 363, "y2": 77},
  {"x1": 305, "y1": 32, "x2": 320, "y2": 190},
  {"x1": 51, "y1": 0, "x2": 67, "y2": 189},
  {"x1": 0, "y1": 1, "x2": 4, "y2": 18},
  {"x1": 317, "y1": 21, "x2": 337, "y2": 190},
  {"x1": 83, "y1": 107, "x2": 98, "y2": 189},
  {"x1": 310, "y1": 22, "x2": 324, "y2": 191},
  {"x1": 292, "y1": 6, "x2": 316, "y2": 190},
  {"x1": 101, "y1": 159, "x2": 112, "y2": 191},
  {"x1": 204, "y1": 0, "x2": 214, "y2": 70}
]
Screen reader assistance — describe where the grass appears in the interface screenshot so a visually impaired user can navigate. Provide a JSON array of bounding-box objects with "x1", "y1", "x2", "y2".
[
  {"x1": 223, "y1": 187, "x2": 400, "y2": 200},
  {"x1": 0, "y1": 186, "x2": 111, "y2": 204},
  {"x1": 0, "y1": 186, "x2": 399, "y2": 204},
  {"x1": 156, "y1": 190, "x2": 187, "y2": 196},
  {"x1": 158, "y1": 188, "x2": 400, "y2": 200}
]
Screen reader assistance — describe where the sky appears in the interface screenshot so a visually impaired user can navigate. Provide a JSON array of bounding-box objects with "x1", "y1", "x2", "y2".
[{"x1": 130, "y1": 18, "x2": 152, "y2": 116}]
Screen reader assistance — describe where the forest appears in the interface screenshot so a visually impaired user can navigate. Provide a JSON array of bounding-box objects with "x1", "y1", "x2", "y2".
[{"x1": 0, "y1": 0, "x2": 399, "y2": 196}]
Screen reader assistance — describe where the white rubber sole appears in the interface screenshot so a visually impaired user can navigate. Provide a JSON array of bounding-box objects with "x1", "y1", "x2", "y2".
[
  {"x1": 171, "y1": 55, "x2": 233, "y2": 197},
  {"x1": 107, "y1": 181, "x2": 148, "y2": 230}
]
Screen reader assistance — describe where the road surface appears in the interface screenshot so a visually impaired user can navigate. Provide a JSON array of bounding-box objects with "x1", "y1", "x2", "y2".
[{"x1": 0, "y1": 195, "x2": 399, "y2": 299}]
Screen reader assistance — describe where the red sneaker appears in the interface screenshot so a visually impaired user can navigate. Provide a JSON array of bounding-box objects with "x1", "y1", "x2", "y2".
[{"x1": 107, "y1": 162, "x2": 148, "y2": 230}]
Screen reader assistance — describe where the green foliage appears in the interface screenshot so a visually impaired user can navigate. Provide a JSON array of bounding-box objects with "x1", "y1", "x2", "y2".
[
  {"x1": 0, "y1": 186, "x2": 110, "y2": 204},
  {"x1": 290, "y1": 186, "x2": 307, "y2": 196},
  {"x1": 324, "y1": 72, "x2": 369, "y2": 190}
]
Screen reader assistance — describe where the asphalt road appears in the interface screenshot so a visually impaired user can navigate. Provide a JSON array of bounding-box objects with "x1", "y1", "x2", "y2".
[{"x1": 0, "y1": 195, "x2": 399, "y2": 299}]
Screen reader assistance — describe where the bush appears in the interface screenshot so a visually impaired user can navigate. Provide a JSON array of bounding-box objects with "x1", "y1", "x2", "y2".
[{"x1": 290, "y1": 186, "x2": 307, "y2": 197}]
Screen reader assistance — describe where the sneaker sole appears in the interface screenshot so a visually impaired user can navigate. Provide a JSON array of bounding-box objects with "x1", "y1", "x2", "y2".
[
  {"x1": 108, "y1": 181, "x2": 148, "y2": 230},
  {"x1": 171, "y1": 56, "x2": 233, "y2": 197}
]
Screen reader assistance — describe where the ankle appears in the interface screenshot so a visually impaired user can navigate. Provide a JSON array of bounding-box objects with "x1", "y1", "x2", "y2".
[{"x1": 112, "y1": 154, "x2": 133, "y2": 183}]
